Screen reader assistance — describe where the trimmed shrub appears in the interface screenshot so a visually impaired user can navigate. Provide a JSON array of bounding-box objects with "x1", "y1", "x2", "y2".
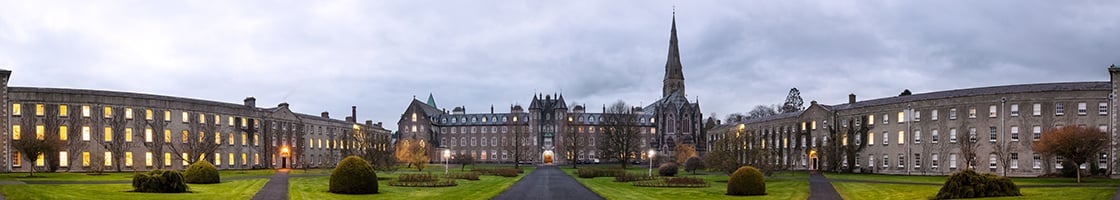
[
  {"x1": 445, "y1": 172, "x2": 480, "y2": 180},
  {"x1": 388, "y1": 179, "x2": 457, "y2": 187},
  {"x1": 132, "y1": 170, "x2": 189, "y2": 193},
  {"x1": 184, "y1": 160, "x2": 220, "y2": 184},
  {"x1": 684, "y1": 157, "x2": 703, "y2": 174},
  {"x1": 471, "y1": 168, "x2": 520, "y2": 177},
  {"x1": 935, "y1": 169, "x2": 1020, "y2": 199},
  {"x1": 330, "y1": 156, "x2": 379, "y2": 194},
  {"x1": 614, "y1": 172, "x2": 658, "y2": 182},
  {"x1": 726, "y1": 166, "x2": 766, "y2": 196},
  {"x1": 659, "y1": 163, "x2": 679, "y2": 177},
  {"x1": 397, "y1": 173, "x2": 440, "y2": 182},
  {"x1": 633, "y1": 177, "x2": 709, "y2": 188},
  {"x1": 577, "y1": 168, "x2": 624, "y2": 178}
]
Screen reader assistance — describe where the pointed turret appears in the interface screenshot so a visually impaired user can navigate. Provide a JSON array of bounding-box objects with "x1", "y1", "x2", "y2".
[
  {"x1": 426, "y1": 93, "x2": 438, "y2": 108},
  {"x1": 663, "y1": 12, "x2": 686, "y2": 98}
]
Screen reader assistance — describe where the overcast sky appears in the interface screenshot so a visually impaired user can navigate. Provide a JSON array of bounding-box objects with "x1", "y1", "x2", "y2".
[{"x1": 2, "y1": 1, "x2": 1118, "y2": 130}]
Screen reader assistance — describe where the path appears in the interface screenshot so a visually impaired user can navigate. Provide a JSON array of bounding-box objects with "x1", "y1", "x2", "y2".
[
  {"x1": 808, "y1": 171, "x2": 842, "y2": 200},
  {"x1": 493, "y1": 165, "x2": 603, "y2": 200},
  {"x1": 251, "y1": 169, "x2": 290, "y2": 200}
]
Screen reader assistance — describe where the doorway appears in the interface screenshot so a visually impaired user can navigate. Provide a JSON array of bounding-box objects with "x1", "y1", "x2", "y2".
[
  {"x1": 543, "y1": 150, "x2": 554, "y2": 164},
  {"x1": 809, "y1": 149, "x2": 818, "y2": 170},
  {"x1": 281, "y1": 157, "x2": 287, "y2": 168}
]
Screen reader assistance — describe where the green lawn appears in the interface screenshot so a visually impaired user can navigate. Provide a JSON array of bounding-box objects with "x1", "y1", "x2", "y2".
[
  {"x1": 832, "y1": 181, "x2": 1115, "y2": 200},
  {"x1": 825, "y1": 172, "x2": 1120, "y2": 186},
  {"x1": 0, "y1": 178, "x2": 268, "y2": 200},
  {"x1": 0, "y1": 169, "x2": 278, "y2": 182},
  {"x1": 562, "y1": 167, "x2": 809, "y2": 200},
  {"x1": 288, "y1": 166, "x2": 534, "y2": 200}
]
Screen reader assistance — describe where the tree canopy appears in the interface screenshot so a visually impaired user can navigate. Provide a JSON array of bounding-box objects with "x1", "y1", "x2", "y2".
[{"x1": 1033, "y1": 126, "x2": 1108, "y2": 183}]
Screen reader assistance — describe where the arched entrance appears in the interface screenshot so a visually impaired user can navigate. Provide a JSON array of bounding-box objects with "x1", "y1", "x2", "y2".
[
  {"x1": 808, "y1": 149, "x2": 818, "y2": 171},
  {"x1": 543, "y1": 150, "x2": 554, "y2": 164},
  {"x1": 280, "y1": 146, "x2": 291, "y2": 169}
]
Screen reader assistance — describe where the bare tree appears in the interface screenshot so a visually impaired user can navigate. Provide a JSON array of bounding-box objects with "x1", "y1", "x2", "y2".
[
  {"x1": 41, "y1": 104, "x2": 64, "y2": 172},
  {"x1": 167, "y1": 112, "x2": 221, "y2": 165},
  {"x1": 747, "y1": 105, "x2": 780, "y2": 120},
  {"x1": 992, "y1": 141, "x2": 1018, "y2": 176},
  {"x1": 135, "y1": 108, "x2": 169, "y2": 169},
  {"x1": 351, "y1": 126, "x2": 395, "y2": 170},
  {"x1": 959, "y1": 121, "x2": 981, "y2": 171},
  {"x1": 96, "y1": 107, "x2": 130, "y2": 172},
  {"x1": 562, "y1": 121, "x2": 589, "y2": 169},
  {"x1": 503, "y1": 124, "x2": 533, "y2": 168},
  {"x1": 13, "y1": 111, "x2": 64, "y2": 176},
  {"x1": 64, "y1": 104, "x2": 86, "y2": 172},
  {"x1": 598, "y1": 101, "x2": 642, "y2": 169}
]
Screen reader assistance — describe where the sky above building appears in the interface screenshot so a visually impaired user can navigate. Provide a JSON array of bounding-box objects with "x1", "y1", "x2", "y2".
[{"x1": 1, "y1": 1, "x2": 1118, "y2": 129}]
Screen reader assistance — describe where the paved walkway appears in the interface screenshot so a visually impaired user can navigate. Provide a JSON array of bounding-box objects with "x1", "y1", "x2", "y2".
[
  {"x1": 251, "y1": 169, "x2": 290, "y2": 200},
  {"x1": 493, "y1": 165, "x2": 604, "y2": 200},
  {"x1": 808, "y1": 171, "x2": 842, "y2": 200}
]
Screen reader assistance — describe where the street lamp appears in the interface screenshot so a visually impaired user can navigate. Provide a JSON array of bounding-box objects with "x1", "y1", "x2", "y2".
[
  {"x1": 443, "y1": 149, "x2": 451, "y2": 175},
  {"x1": 648, "y1": 149, "x2": 656, "y2": 176}
]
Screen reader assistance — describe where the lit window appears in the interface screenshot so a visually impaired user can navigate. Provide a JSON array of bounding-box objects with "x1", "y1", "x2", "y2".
[
  {"x1": 1010, "y1": 104, "x2": 1019, "y2": 116},
  {"x1": 165, "y1": 152, "x2": 172, "y2": 166},
  {"x1": 125, "y1": 108, "x2": 133, "y2": 119},
  {"x1": 229, "y1": 116, "x2": 235, "y2": 126},
  {"x1": 215, "y1": 132, "x2": 221, "y2": 144},
  {"x1": 897, "y1": 131, "x2": 904, "y2": 144},
  {"x1": 868, "y1": 132, "x2": 875, "y2": 145},
  {"x1": 254, "y1": 135, "x2": 259, "y2": 146},
  {"x1": 11, "y1": 103, "x2": 20, "y2": 116},
  {"x1": 242, "y1": 133, "x2": 247, "y2": 146},
  {"x1": 82, "y1": 126, "x2": 90, "y2": 141},
  {"x1": 868, "y1": 115, "x2": 875, "y2": 125},
  {"x1": 36, "y1": 104, "x2": 44, "y2": 116},
  {"x1": 146, "y1": 109, "x2": 153, "y2": 120},
  {"x1": 145, "y1": 152, "x2": 153, "y2": 166},
  {"x1": 199, "y1": 114, "x2": 206, "y2": 123},
  {"x1": 164, "y1": 111, "x2": 171, "y2": 121},
  {"x1": 229, "y1": 153, "x2": 234, "y2": 166},
  {"x1": 125, "y1": 152, "x2": 133, "y2": 166},
  {"x1": 241, "y1": 153, "x2": 246, "y2": 166},
  {"x1": 215, "y1": 153, "x2": 221, "y2": 165},
  {"x1": 254, "y1": 153, "x2": 260, "y2": 165},
  {"x1": 182, "y1": 112, "x2": 189, "y2": 123},
  {"x1": 82, "y1": 105, "x2": 91, "y2": 117},
  {"x1": 104, "y1": 106, "x2": 112, "y2": 118},
  {"x1": 59, "y1": 151, "x2": 68, "y2": 167},
  {"x1": 145, "y1": 128, "x2": 153, "y2": 142},
  {"x1": 215, "y1": 115, "x2": 221, "y2": 125},
  {"x1": 164, "y1": 130, "x2": 171, "y2": 142},
  {"x1": 36, "y1": 125, "x2": 45, "y2": 140},
  {"x1": 229, "y1": 133, "x2": 234, "y2": 145},
  {"x1": 82, "y1": 151, "x2": 90, "y2": 166},
  {"x1": 182, "y1": 130, "x2": 189, "y2": 144},
  {"x1": 59, "y1": 105, "x2": 68, "y2": 117},
  {"x1": 182, "y1": 153, "x2": 189, "y2": 165},
  {"x1": 59, "y1": 126, "x2": 68, "y2": 141},
  {"x1": 898, "y1": 112, "x2": 904, "y2": 123},
  {"x1": 104, "y1": 152, "x2": 112, "y2": 166},
  {"x1": 125, "y1": 128, "x2": 133, "y2": 142},
  {"x1": 11, "y1": 125, "x2": 19, "y2": 140},
  {"x1": 104, "y1": 127, "x2": 112, "y2": 141},
  {"x1": 36, "y1": 153, "x2": 45, "y2": 166}
]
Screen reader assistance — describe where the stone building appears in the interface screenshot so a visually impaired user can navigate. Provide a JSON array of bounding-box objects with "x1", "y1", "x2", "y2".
[
  {"x1": 708, "y1": 66, "x2": 1120, "y2": 177},
  {"x1": 397, "y1": 14, "x2": 704, "y2": 165},
  {"x1": 0, "y1": 69, "x2": 391, "y2": 172}
]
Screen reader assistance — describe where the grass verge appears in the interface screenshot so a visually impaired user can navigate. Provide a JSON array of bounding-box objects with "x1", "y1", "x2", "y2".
[
  {"x1": 0, "y1": 178, "x2": 268, "y2": 199},
  {"x1": 562, "y1": 167, "x2": 809, "y2": 200},
  {"x1": 288, "y1": 167, "x2": 533, "y2": 200}
]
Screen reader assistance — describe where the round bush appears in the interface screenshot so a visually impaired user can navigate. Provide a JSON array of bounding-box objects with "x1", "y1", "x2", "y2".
[
  {"x1": 684, "y1": 157, "x2": 703, "y2": 173},
  {"x1": 935, "y1": 169, "x2": 1020, "y2": 199},
  {"x1": 184, "y1": 160, "x2": 220, "y2": 184},
  {"x1": 658, "y1": 163, "x2": 679, "y2": 177},
  {"x1": 727, "y1": 166, "x2": 766, "y2": 196},
  {"x1": 330, "y1": 156, "x2": 379, "y2": 194},
  {"x1": 132, "y1": 170, "x2": 189, "y2": 193}
]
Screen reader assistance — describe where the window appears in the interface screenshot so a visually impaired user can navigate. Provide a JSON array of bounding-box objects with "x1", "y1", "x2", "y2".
[
  {"x1": 1033, "y1": 103, "x2": 1042, "y2": 116},
  {"x1": 11, "y1": 125, "x2": 19, "y2": 140},
  {"x1": 950, "y1": 154, "x2": 958, "y2": 169},
  {"x1": 949, "y1": 108, "x2": 958, "y2": 120},
  {"x1": 59, "y1": 104, "x2": 68, "y2": 117},
  {"x1": 11, "y1": 103, "x2": 20, "y2": 116},
  {"x1": 59, "y1": 126, "x2": 68, "y2": 141},
  {"x1": 215, "y1": 153, "x2": 221, "y2": 165},
  {"x1": 229, "y1": 153, "x2": 234, "y2": 166},
  {"x1": 1032, "y1": 126, "x2": 1041, "y2": 141},
  {"x1": 103, "y1": 106, "x2": 112, "y2": 118},
  {"x1": 199, "y1": 114, "x2": 206, "y2": 123},
  {"x1": 868, "y1": 132, "x2": 875, "y2": 145},
  {"x1": 882, "y1": 155, "x2": 889, "y2": 168},
  {"x1": 164, "y1": 130, "x2": 171, "y2": 143},
  {"x1": 182, "y1": 130, "x2": 189, "y2": 144},
  {"x1": 914, "y1": 110, "x2": 921, "y2": 121},
  {"x1": 882, "y1": 132, "x2": 889, "y2": 145},
  {"x1": 968, "y1": 108, "x2": 977, "y2": 118},
  {"x1": 36, "y1": 103, "x2": 45, "y2": 116},
  {"x1": 932, "y1": 110, "x2": 939, "y2": 120},
  {"x1": 146, "y1": 109, "x2": 153, "y2": 120},
  {"x1": 932, "y1": 154, "x2": 939, "y2": 169},
  {"x1": 82, "y1": 105, "x2": 91, "y2": 117},
  {"x1": 1101, "y1": 102, "x2": 1110, "y2": 116},
  {"x1": 1033, "y1": 154, "x2": 1041, "y2": 169},
  {"x1": 182, "y1": 112, "x2": 189, "y2": 123},
  {"x1": 164, "y1": 111, "x2": 171, "y2": 121},
  {"x1": 1056, "y1": 103, "x2": 1065, "y2": 116},
  {"x1": 883, "y1": 114, "x2": 889, "y2": 124},
  {"x1": 989, "y1": 127, "x2": 997, "y2": 142},
  {"x1": 898, "y1": 112, "x2": 905, "y2": 123},
  {"x1": 897, "y1": 131, "x2": 904, "y2": 144},
  {"x1": 914, "y1": 153, "x2": 921, "y2": 168},
  {"x1": 242, "y1": 133, "x2": 247, "y2": 146},
  {"x1": 125, "y1": 128, "x2": 133, "y2": 142},
  {"x1": 82, "y1": 126, "x2": 90, "y2": 141},
  {"x1": 1078, "y1": 102, "x2": 1088, "y2": 115},
  {"x1": 214, "y1": 132, "x2": 221, "y2": 144},
  {"x1": 228, "y1": 133, "x2": 234, "y2": 145},
  {"x1": 82, "y1": 151, "x2": 90, "y2": 166},
  {"x1": 104, "y1": 152, "x2": 112, "y2": 166},
  {"x1": 165, "y1": 152, "x2": 172, "y2": 166},
  {"x1": 868, "y1": 115, "x2": 875, "y2": 125},
  {"x1": 144, "y1": 128, "x2": 153, "y2": 142},
  {"x1": 125, "y1": 152, "x2": 133, "y2": 166},
  {"x1": 1101, "y1": 153, "x2": 1109, "y2": 169},
  {"x1": 898, "y1": 154, "x2": 905, "y2": 168},
  {"x1": 60, "y1": 151, "x2": 68, "y2": 167},
  {"x1": 254, "y1": 153, "x2": 260, "y2": 165},
  {"x1": 1011, "y1": 126, "x2": 1019, "y2": 141},
  {"x1": 989, "y1": 105, "x2": 998, "y2": 118},
  {"x1": 125, "y1": 108, "x2": 133, "y2": 119},
  {"x1": 969, "y1": 127, "x2": 977, "y2": 142},
  {"x1": 1011, "y1": 153, "x2": 1019, "y2": 169},
  {"x1": 242, "y1": 153, "x2": 247, "y2": 166},
  {"x1": 229, "y1": 116, "x2": 235, "y2": 126},
  {"x1": 104, "y1": 127, "x2": 113, "y2": 141},
  {"x1": 914, "y1": 129, "x2": 921, "y2": 144},
  {"x1": 183, "y1": 153, "x2": 189, "y2": 165},
  {"x1": 144, "y1": 152, "x2": 153, "y2": 167},
  {"x1": 989, "y1": 154, "x2": 997, "y2": 169}
]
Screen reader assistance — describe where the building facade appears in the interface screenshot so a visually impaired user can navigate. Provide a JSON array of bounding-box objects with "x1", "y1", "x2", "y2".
[
  {"x1": 709, "y1": 67, "x2": 1120, "y2": 177},
  {"x1": 0, "y1": 70, "x2": 391, "y2": 172},
  {"x1": 397, "y1": 14, "x2": 704, "y2": 165}
]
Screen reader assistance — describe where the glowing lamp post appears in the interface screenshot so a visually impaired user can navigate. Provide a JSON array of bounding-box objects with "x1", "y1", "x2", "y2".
[
  {"x1": 648, "y1": 149, "x2": 656, "y2": 176},
  {"x1": 443, "y1": 149, "x2": 451, "y2": 175}
]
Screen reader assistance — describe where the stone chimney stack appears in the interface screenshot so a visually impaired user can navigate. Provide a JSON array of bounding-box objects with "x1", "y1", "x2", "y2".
[
  {"x1": 350, "y1": 106, "x2": 357, "y2": 123},
  {"x1": 849, "y1": 93, "x2": 856, "y2": 104},
  {"x1": 321, "y1": 111, "x2": 329, "y2": 119},
  {"x1": 244, "y1": 97, "x2": 256, "y2": 107}
]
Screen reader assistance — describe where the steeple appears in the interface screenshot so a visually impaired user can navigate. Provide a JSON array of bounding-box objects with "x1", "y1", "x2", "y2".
[
  {"x1": 426, "y1": 93, "x2": 438, "y2": 108},
  {"x1": 663, "y1": 11, "x2": 686, "y2": 98}
]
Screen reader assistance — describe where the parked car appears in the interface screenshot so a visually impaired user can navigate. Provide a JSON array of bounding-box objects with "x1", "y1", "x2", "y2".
[{"x1": 593, "y1": 159, "x2": 601, "y2": 164}]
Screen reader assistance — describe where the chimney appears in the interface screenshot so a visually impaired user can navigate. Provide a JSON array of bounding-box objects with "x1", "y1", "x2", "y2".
[
  {"x1": 345, "y1": 116, "x2": 354, "y2": 122},
  {"x1": 717, "y1": 119, "x2": 722, "y2": 125},
  {"x1": 491, "y1": 105, "x2": 494, "y2": 114},
  {"x1": 365, "y1": 120, "x2": 374, "y2": 126},
  {"x1": 848, "y1": 93, "x2": 856, "y2": 104},
  {"x1": 244, "y1": 97, "x2": 256, "y2": 107},
  {"x1": 736, "y1": 115, "x2": 743, "y2": 122},
  {"x1": 321, "y1": 111, "x2": 329, "y2": 119},
  {"x1": 350, "y1": 106, "x2": 357, "y2": 123}
]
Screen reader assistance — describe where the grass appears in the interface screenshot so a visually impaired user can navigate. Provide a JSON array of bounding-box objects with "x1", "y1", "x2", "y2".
[
  {"x1": 832, "y1": 181, "x2": 1116, "y2": 200},
  {"x1": 288, "y1": 166, "x2": 534, "y2": 200},
  {"x1": 824, "y1": 172, "x2": 1120, "y2": 186},
  {"x1": 0, "y1": 178, "x2": 268, "y2": 200},
  {"x1": 562, "y1": 167, "x2": 809, "y2": 200},
  {"x1": 0, "y1": 169, "x2": 279, "y2": 182}
]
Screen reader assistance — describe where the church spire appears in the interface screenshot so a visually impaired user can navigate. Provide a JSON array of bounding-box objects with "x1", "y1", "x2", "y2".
[
  {"x1": 663, "y1": 11, "x2": 686, "y2": 98},
  {"x1": 426, "y1": 93, "x2": 438, "y2": 108}
]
